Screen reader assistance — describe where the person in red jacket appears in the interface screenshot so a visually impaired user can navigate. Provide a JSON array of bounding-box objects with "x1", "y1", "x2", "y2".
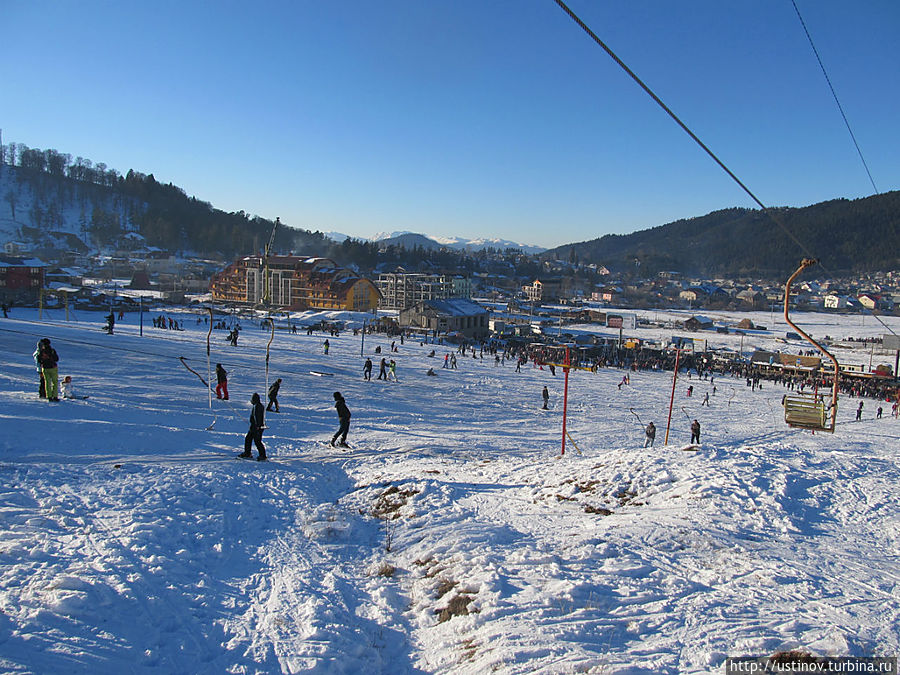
[{"x1": 215, "y1": 363, "x2": 229, "y2": 400}]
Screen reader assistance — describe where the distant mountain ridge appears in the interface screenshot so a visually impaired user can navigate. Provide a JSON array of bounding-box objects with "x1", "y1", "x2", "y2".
[
  {"x1": 371, "y1": 230, "x2": 546, "y2": 254},
  {"x1": 544, "y1": 192, "x2": 900, "y2": 278}
]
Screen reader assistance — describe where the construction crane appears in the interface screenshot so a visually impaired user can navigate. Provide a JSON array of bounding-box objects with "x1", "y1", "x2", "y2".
[{"x1": 261, "y1": 217, "x2": 279, "y2": 307}]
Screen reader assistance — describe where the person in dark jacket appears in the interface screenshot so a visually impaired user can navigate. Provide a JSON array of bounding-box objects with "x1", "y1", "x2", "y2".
[
  {"x1": 240, "y1": 393, "x2": 267, "y2": 460},
  {"x1": 644, "y1": 422, "x2": 656, "y2": 448},
  {"x1": 33, "y1": 339, "x2": 47, "y2": 398},
  {"x1": 542, "y1": 386, "x2": 549, "y2": 410},
  {"x1": 690, "y1": 419, "x2": 701, "y2": 444},
  {"x1": 215, "y1": 363, "x2": 229, "y2": 400},
  {"x1": 37, "y1": 339, "x2": 60, "y2": 402},
  {"x1": 267, "y1": 378, "x2": 281, "y2": 412},
  {"x1": 363, "y1": 358, "x2": 373, "y2": 381},
  {"x1": 331, "y1": 391, "x2": 351, "y2": 447}
]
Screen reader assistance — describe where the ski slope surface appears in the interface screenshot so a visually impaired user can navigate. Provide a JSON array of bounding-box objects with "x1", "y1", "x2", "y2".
[{"x1": 0, "y1": 307, "x2": 898, "y2": 674}]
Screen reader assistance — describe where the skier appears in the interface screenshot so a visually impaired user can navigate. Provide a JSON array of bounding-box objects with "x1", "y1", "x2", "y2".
[
  {"x1": 856, "y1": 401, "x2": 863, "y2": 421},
  {"x1": 239, "y1": 393, "x2": 267, "y2": 461},
  {"x1": 378, "y1": 357, "x2": 388, "y2": 380},
  {"x1": 690, "y1": 419, "x2": 701, "y2": 445},
  {"x1": 542, "y1": 386, "x2": 549, "y2": 410},
  {"x1": 215, "y1": 363, "x2": 229, "y2": 400},
  {"x1": 644, "y1": 422, "x2": 656, "y2": 448},
  {"x1": 388, "y1": 359, "x2": 398, "y2": 382},
  {"x1": 323, "y1": 339, "x2": 330, "y2": 355},
  {"x1": 363, "y1": 358, "x2": 373, "y2": 381},
  {"x1": 687, "y1": 385, "x2": 694, "y2": 397},
  {"x1": 37, "y1": 339, "x2": 60, "y2": 402},
  {"x1": 33, "y1": 339, "x2": 47, "y2": 398},
  {"x1": 701, "y1": 392, "x2": 710, "y2": 407},
  {"x1": 105, "y1": 312, "x2": 115, "y2": 334},
  {"x1": 331, "y1": 391, "x2": 351, "y2": 448},
  {"x1": 267, "y1": 378, "x2": 282, "y2": 412}
]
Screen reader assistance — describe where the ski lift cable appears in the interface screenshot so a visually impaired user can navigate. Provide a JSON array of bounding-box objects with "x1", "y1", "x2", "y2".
[
  {"x1": 790, "y1": 0, "x2": 879, "y2": 195},
  {"x1": 552, "y1": 0, "x2": 897, "y2": 339}
]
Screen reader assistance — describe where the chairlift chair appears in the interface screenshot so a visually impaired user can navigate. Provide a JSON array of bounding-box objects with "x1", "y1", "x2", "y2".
[{"x1": 782, "y1": 259, "x2": 840, "y2": 433}]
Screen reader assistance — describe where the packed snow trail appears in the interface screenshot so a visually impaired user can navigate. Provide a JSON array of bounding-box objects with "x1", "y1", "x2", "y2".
[{"x1": 1, "y1": 308, "x2": 898, "y2": 673}]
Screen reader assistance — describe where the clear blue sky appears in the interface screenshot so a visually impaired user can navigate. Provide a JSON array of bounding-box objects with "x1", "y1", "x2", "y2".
[{"x1": 2, "y1": 1, "x2": 898, "y2": 249}]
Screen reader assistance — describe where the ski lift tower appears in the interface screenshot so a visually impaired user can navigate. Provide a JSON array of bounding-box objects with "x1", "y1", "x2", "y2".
[{"x1": 261, "y1": 217, "x2": 279, "y2": 307}]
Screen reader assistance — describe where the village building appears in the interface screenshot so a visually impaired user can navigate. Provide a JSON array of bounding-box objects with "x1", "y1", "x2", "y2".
[
  {"x1": 398, "y1": 298, "x2": 490, "y2": 340},
  {"x1": 0, "y1": 256, "x2": 46, "y2": 303},
  {"x1": 209, "y1": 256, "x2": 380, "y2": 311}
]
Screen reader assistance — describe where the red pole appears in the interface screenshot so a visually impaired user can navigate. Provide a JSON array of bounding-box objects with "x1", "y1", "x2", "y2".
[
  {"x1": 561, "y1": 346, "x2": 570, "y2": 455},
  {"x1": 664, "y1": 348, "x2": 680, "y2": 446}
]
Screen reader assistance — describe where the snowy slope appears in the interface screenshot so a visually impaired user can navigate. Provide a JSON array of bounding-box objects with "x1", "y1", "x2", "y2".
[{"x1": 0, "y1": 306, "x2": 897, "y2": 674}]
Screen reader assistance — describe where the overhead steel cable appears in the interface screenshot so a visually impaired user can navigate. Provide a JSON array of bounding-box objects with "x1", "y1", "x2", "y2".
[
  {"x1": 552, "y1": 0, "x2": 897, "y2": 338},
  {"x1": 791, "y1": 0, "x2": 879, "y2": 195}
]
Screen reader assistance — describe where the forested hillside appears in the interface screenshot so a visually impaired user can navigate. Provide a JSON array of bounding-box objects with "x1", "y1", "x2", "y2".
[{"x1": 548, "y1": 193, "x2": 900, "y2": 278}]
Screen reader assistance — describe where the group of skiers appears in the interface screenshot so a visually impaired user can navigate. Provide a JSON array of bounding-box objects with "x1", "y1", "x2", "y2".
[{"x1": 216, "y1": 362, "x2": 348, "y2": 461}]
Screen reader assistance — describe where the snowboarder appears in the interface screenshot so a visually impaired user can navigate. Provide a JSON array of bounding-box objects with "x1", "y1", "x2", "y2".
[
  {"x1": 690, "y1": 419, "x2": 701, "y2": 444},
  {"x1": 331, "y1": 391, "x2": 351, "y2": 448},
  {"x1": 215, "y1": 363, "x2": 229, "y2": 400},
  {"x1": 37, "y1": 339, "x2": 60, "y2": 402},
  {"x1": 644, "y1": 422, "x2": 656, "y2": 448},
  {"x1": 542, "y1": 386, "x2": 549, "y2": 410},
  {"x1": 239, "y1": 393, "x2": 267, "y2": 461},
  {"x1": 267, "y1": 378, "x2": 282, "y2": 412},
  {"x1": 363, "y1": 358, "x2": 373, "y2": 381}
]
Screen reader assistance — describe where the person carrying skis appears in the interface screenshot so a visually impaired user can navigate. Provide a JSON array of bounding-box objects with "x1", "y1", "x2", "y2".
[
  {"x1": 363, "y1": 358, "x2": 373, "y2": 381},
  {"x1": 239, "y1": 393, "x2": 267, "y2": 461},
  {"x1": 37, "y1": 338, "x2": 60, "y2": 402},
  {"x1": 331, "y1": 391, "x2": 351, "y2": 448},
  {"x1": 267, "y1": 378, "x2": 282, "y2": 412},
  {"x1": 215, "y1": 363, "x2": 229, "y2": 400},
  {"x1": 542, "y1": 386, "x2": 549, "y2": 410},
  {"x1": 645, "y1": 422, "x2": 656, "y2": 448},
  {"x1": 690, "y1": 419, "x2": 701, "y2": 444}
]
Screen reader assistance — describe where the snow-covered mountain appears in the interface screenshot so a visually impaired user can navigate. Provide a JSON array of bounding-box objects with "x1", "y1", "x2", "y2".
[{"x1": 367, "y1": 230, "x2": 545, "y2": 254}]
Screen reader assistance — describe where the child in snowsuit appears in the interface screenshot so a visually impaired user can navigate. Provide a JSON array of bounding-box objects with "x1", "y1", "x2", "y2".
[
  {"x1": 331, "y1": 392, "x2": 351, "y2": 447},
  {"x1": 240, "y1": 393, "x2": 267, "y2": 461},
  {"x1": 215, "y1": 364, "x2": 229, "y2": 400}
]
